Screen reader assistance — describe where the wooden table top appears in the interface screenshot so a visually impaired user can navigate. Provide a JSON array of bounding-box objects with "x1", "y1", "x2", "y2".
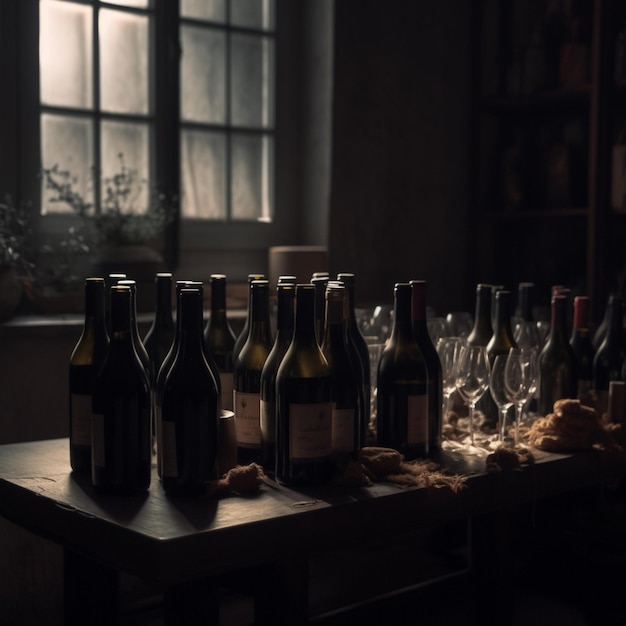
[{"x1": 0, "y1": 438, "x2": 616, "y2": 586}]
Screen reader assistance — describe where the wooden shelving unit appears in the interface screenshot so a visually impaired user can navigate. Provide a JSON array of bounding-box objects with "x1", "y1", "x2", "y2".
[{"x1": 469, "y1": 0, "x2": 626, "y2": 323}]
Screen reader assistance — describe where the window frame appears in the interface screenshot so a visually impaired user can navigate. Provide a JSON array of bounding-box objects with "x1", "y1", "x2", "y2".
[{"x1": 1, "y1": 0, "x2": 302, "y2": 283}]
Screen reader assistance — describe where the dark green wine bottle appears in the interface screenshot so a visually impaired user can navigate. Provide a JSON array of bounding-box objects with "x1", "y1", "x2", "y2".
[
  {"x1": 377, "y1": 283, "x2": 429, "y2": 459},
  {"x1": 69, "y1": 277, "x2": 109, "y2": 473},
  {"x1": 570, "y1": 295, "x2": 595, "y2": 407},
  {"x1": 232, "y1": 273, "x2": 265, "y2": 365},
  {"x1": 91, "y1": 285, "x2": 151, "y2": 493},
  {"x1": 233, "y1": 279, "x2": 274, "y2": 465},
  {"x1": 592, "y1": 294, "x2": 625, "y2": 416},
  {"x1": 467, "y1": 283, "x2": 493, "y2": 346},
  {"x1": 276, "y1": 284, "x2": 334, "y2": 486},
  {"x1": 410, "y1": 280, "x2": 442, "y2": 453},
  {"x1": 322, "y1": 282, "x2": 361, "y2": 460},
  {"x1": 260, "y1": 283, "x2": 295, "y2": 475},
  {"x1": 538, "y1": 294, "x2": 577, "y2": 416},
  {"x1": 204, "y1": 274, "x2": 237, "y2": 412},
  {"x1": 161, "y1": 288, "x2": 220, "y2": 495}
]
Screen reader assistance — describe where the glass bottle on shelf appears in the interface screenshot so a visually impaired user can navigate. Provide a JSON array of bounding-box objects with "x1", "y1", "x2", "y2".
[
  {"x1": 410, "y1": 279, "x2": 442, "y2": 453},
  {"x1": 161, "y1": 288, "x2": 220, "y2": 495},
  {"x1": 311, "y1": 275, "x2": 329, "y2": 346},
  {"x1": 69, "y1": 277, "x2": 109, "y2": 473},
  {"x1": 514, "y1": 282, "x2": 541, "y2": 350},
  {"x1": 538, "y1": 294, "x2": 577, "y2": 416},
  {"x1": 260, "y1": 282, "x2": 295, "y2": 476},
  {"x1": 569, "y1": 295, "x2": 595, "y2": 407},
  {"x1": 377, "y1": 283, "x2": 429, "y2": 459},
  {"x1": 276, "y1": 284, "x2": 334, "y2": 486},
  {"x1": 118, "y1": 279, "x2": 151, "y2": 380},
  {"x1": 233, "y1": 279, "x2": 274, "y2": 465},
  {"x1": 91, "y1": 285, "x2": 151, "y2": 493},
  {"x1": 204, "y1": 274, "x2": 237, "y2": 412}
]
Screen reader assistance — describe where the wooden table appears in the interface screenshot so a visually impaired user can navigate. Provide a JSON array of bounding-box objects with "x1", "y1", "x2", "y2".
[{"x1": 0, "y1": 438, "x2": 618, "y2": 625}]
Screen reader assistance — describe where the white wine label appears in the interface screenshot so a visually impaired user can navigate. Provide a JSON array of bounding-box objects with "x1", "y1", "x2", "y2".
[
  {"x1": 234, "y1": 391, "x2": 261, "y2": 446},
  {"x1": 92, "y1": 413, "x2": 105, "y2": 468},
  {"x1": 332, "y1": 405, "x2": 355, "y2": 452},
  {"x1": 407, "y1": 393, "x2": 428, "y2": 445},
  {"x1": 289, "y1": 402, "x2": 333, "y2": 460},
  {"x1": 260, "y1": 398, "x2": 274, "y2": 443},
  {"x1": 220, "y1": 373, "x2": 234, "y2": 411},
  {"x1": 71, "y1": 393, "x2": 92, "y2": 446},
  {"x1": 161, "y1": 420, "x2": 178, "y2": 478}
]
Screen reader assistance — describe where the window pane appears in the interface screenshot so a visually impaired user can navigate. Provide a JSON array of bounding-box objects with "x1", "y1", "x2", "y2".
[
  {"x1": 100, "y1": 9, "x2": 149, "y2": 115},
  {"x1": 40, "y1": 0, "x2": 92, "y2": 109},
  {"x1": 182, "y1": 0, "x2": 225, "y2": 22},
  {"x1": 181, "y1": 26, "x2": 226, "y2": 124},
  {"x1": 231, "y1": 34, "x2": 274, "y2": 128},
  {"x1": 41, "y1": 114, "x2": 94, "y2": 215},
  {"x1": 107, "y1": 0, "x2": 149, "y2": 8},
  {"x1": 181, "y1": 130, "x2": 226, "y2": 219},
  {"x1": 231, "y1": 134, "x2": 273, "y2": 221},
  {"x1": 230, "y1": 0, "x2": 274, "y2": 30},
  {"x1": 101, "y1": 121, "x2": 150, "y2": 214}
]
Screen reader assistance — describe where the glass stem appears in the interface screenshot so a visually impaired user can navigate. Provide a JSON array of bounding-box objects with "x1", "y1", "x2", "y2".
[
  {"x1": 514, "y1": 403, "x2": 523, "y2": 447},
  {"x1": 468, "y1": 399, "x2": 475, "y2": 446}
]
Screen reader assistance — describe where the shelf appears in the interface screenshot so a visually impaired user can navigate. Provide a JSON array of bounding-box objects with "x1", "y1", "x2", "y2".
[
  {"x1": 483, "y1": 208, "x2": 589, "y2": 220},
  {"x1": 480, "y1": 85, "x2": 592, "y2": 113}
]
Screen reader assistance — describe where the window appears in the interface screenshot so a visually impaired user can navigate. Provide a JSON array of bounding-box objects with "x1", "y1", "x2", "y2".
[{"x1": 0, "y1": 0, "x2": 304, "y2": 281}]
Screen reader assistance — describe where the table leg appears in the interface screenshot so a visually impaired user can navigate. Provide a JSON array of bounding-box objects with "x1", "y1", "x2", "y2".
[
  {"x1": 64, "y1": 548, "x2": 120, "y2": 626},
  {"x1": 163, "y1": 576, "x2": 220, "y2": 626},
  {"x1": 253, "y1": 556, "x2": 309, "y2": 626}
]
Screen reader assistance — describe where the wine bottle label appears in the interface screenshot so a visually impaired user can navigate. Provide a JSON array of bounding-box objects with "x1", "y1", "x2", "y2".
[
  {"x1": 220, "y1": 372, "x2": 234, "y2": 411},
  {"x1": 332, "y1": 405, "x2": 355, "y2": 452},
  {"x1": 92, "y1": 413, "x2": 105, "y2": 468},
  {"x1": 234, "y1": 391, "x2": 261, "y2": 447},
  {"x1": 260, "y1": 398, "x2": 274, "y2": 443},
  {"x1": 289, "y1": 402, "x2": 332, "y2": 460},
  {"x1": 71, "y1": 393, "x2": 92, "y2": 446},
  {"x1": 407, "y1": 394, "x2": 428, "y2": 445},
  {"x1": 161, "y1": 420, "x2": 178, "y2": 478}
]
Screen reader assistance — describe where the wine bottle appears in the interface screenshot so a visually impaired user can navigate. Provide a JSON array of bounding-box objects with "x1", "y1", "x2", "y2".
[
  {"x1": 377, "y1": 282, "x2": 429, "y2": 459},
  {"x1": 204, "y1": 274, "x2": 237, "y2": 411},
  {"x1": 104, "y1": 273, "x2": 126, "y2": 331},
  {"x1": 260, "y1": 283, "x2": 296, "y2": 474},
  {"x1": 321, "y1": 282, "x2": 361, "y2": 459},
  {"x1": 487, "y1": 290, "x2": 518, "y2": 363},
  {"x1": 592, "y1": 294, "x2": 625, "y2": 416},
  {"x1": 410, "y1": 280, "x2": 442, "y2": 453},
  {"x1": 143, "y1": 273, "x2": 176, "y2": 387},
  {"x1": 311, "y1": 275, "x2": 329, "y2": 346},
  {"x1": 514, "y1": 282, "x2": 541, "y2": 350},
  {"x1": 466, "y1": 283, "x2": 493, "y2": 346},
  {"x1": 233, "y1": 279, "x2": 274, "y2": 465},
  {"x1": 69, "y1": 277, "x2": 109, "y2": 473},
  {"x1": 490, "y1": 284, "x2": 504, "y2": 331},
  {"x1": 232, "y1": 273, "x2": 265, "y2": 365},
  {"x1": 160, "y1": 288, "x2": 220, "y2": 494},
  {"x1": 276, "y1": 284, "x2": 334, "y2": 486},
  {"x1": 91, "y1": 285, "x2": 151, "y2": 493},
  {"x1": 570, "y1": 295, "x2": 595, "y2": 407},
  {"x1": 118, "y1": 279, "x2": 151, "y2": 379},
  {"x1": 336, "y1": 272, "x2": 371, "y2": 429},
  {"x1": 538, "y1": 294, "x2": 577, "y2": 416},
  {"x1": 278, "y1": 275, "x2": 298, "y2": 284}
]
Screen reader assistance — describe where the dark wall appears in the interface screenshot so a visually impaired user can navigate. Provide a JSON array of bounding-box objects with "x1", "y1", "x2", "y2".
[{"x1": 328, "y1": 0, "x2": 471, "y2": 314}]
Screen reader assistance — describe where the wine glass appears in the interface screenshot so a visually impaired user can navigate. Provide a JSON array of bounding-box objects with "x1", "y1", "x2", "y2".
[
  {"x1": 445, "y1": 312, "x2": 473, "y2": 338},
  {"x1": 504, "y1": 347, "x2": 538, "y2": 447},
  {"x1": 489, "y1": 355, "x2": 514, "y2": 445},
  {"x1": 455, "y1": 344, "x2": 490, "y2": 454},
  {"x1": 436, "y1": 336, "x2": 464, "y2": 422}
]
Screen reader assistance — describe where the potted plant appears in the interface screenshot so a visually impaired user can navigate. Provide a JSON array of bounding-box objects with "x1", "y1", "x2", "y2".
[
  {"x1": 42, "y1": 154, "x2": 175, "y2": 310},
  {"x1": 0, "y1": 197, "x2": 34, "y2": 321}
]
